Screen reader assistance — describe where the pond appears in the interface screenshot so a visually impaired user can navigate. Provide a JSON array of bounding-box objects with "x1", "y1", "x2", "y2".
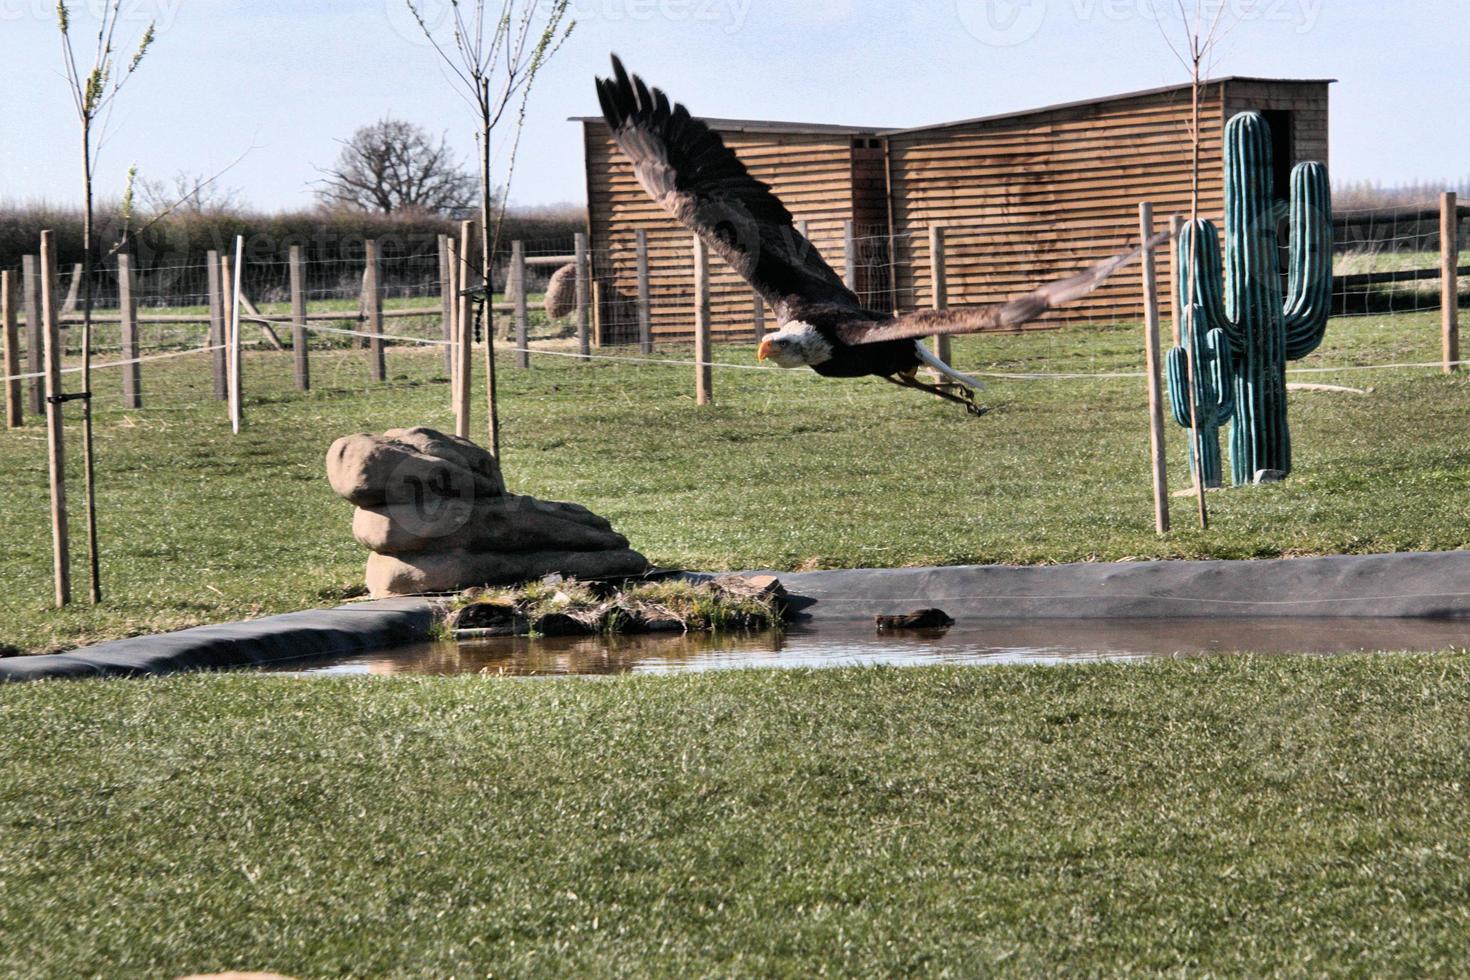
[{"x1": 262, "y1": 616, "x2": 1470, "y2": 677}]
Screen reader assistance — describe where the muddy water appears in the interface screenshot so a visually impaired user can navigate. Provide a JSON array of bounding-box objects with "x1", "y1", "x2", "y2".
[{"x1": 262, "y1": 617, "x2": 1470, "y2": 677}]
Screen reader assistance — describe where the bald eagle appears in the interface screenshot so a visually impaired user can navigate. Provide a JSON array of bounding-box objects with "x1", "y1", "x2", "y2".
[{"x1": 596, "y1": 55, "x2": 1165, "y2": 405}]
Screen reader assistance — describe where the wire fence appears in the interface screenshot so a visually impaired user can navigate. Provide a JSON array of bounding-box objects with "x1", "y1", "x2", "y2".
[
  {"x1": 1332, "y1": 203, "x2": 1470, "y2": 316},
  {"x1": 2, "y1": 198, "x2": 1466, "y2": 425}
]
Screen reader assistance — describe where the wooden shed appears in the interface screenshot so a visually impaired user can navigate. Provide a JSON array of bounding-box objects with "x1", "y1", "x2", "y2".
[{"x1": 577, "y1": 76, "x2": 1331, "y2": 343}]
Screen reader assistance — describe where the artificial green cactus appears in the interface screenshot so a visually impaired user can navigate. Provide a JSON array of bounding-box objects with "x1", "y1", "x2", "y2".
[
  {"x1": 1173, "y1": 111, "x2": 1333, "y2": 486},
  {"x1": 1166, "y1": 297, "x2": 1233, "y2": 487}
]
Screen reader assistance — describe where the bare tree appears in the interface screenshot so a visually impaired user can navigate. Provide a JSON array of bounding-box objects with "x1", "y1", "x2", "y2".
[
  {"x1": 1158, "y1": 1, "x2": 1230, "y2": 530},
  {"x1": 315, "y1": 118, "x2": 478, "y2": 215},
  {"x1": 56, "y1": 0, "x2": 157, "y2": 605},
  {"x1": 405, "y1": 0, "x2": 575, "y2": 457},
  {"x1": 138, "y1": 170, "x2": 244, "y2": 216}
]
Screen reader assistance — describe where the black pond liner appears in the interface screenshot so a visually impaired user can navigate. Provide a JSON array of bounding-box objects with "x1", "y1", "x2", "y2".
[{"x1": 6, "y1": 553, "x2": 1470, "y2": 682}]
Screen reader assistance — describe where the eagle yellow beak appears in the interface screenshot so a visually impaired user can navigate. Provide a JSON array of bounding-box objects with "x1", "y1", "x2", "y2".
[{"x1": 756, "y1": 337, "x2": 775, "y2": 362}]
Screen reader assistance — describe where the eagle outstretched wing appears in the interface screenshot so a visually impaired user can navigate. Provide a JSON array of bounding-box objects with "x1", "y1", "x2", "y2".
[
  {"x1": 835, "y1": 232, "x2": 1172, "y2": 346},
  {"x1": 596, "y1": 55, "x2": 860, "y2": 319}
]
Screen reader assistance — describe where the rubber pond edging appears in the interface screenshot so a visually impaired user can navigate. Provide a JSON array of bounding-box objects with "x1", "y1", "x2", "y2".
[
  {"x1": 697, "y1": 551, "x2": 1470, "y2": 623},
  {"x1": 0, "y1": 598, "x2": 434, "y2": 683},
  {"x1": 5, "y1": 552, "x2": 1470, "y2": 682}
]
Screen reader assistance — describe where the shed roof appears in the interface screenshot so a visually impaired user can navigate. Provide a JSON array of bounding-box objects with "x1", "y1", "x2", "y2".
[
  {"x1": 573, "y1": 75, "x2": 1334, "y2": 139},
  {"x1": 887, "y1": 76, "x2": 1337, "y2": 136}
]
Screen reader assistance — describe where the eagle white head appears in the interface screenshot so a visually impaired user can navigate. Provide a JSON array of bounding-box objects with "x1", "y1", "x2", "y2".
[{"x1": 756, "y1": 322, "x2": 833, "y2": 368}]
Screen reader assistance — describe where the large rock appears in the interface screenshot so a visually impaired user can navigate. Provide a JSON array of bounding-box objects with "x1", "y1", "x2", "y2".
[
  {"x1": 543, "y1": 263, "x2": 577, "y2": 319},
  {"x1": 326, "y1": 427, "x2": 504, "y2": 507},
  {"x1": 352, "y1": 495, "x2": 625, "y2": 556},
  {"x1": 327, "y1": 427, "x2": 648, "y2": 597}
]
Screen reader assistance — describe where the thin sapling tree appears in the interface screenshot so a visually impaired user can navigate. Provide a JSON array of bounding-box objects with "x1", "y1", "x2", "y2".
[
  {"x1": 404, "y1": 0, "x2": 575, "y2": 458},
  {"x1": 56, "y1": 0, "x2": 157, "y2": 603}
]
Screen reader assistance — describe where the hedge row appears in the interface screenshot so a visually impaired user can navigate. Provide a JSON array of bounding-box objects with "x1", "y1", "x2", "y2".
[{"x1": 0, "y1": 205, "x2": 586, "y2": 299}]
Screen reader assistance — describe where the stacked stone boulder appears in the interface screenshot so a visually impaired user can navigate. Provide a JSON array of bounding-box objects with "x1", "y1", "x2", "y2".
[
  {"x1": 326, "y1": 427, "x2": 648, "y2": 597},
  {"x1": 542, "y1": 263, "x2": 577, "y2": 319}
]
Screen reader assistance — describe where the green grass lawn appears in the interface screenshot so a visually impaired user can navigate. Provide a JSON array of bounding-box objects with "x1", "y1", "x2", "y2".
[
  {"x1": 2, "y1": 310, "x2": 1468, "y2": 654},
  {"x1": 4, "y1": 655, "x2": 1470, "y2": 976}
]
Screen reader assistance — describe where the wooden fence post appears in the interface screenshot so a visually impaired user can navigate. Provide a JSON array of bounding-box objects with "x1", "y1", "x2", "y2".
[
  {"x1": 1444, "y1": 191, "x2": 1460, "y2": 373},
  {"x1": 227, "y1": 237, "x2": 244, "y2": 433},
  {"x1": 3, "y1": 271, "x2": 19, "y2": 428},
  {"x1": 635, "y1": 229, "x2": 652, "y2": 354},
  {"x1": 117, "y1": 252, "x2": 141, "y2": 409},
  {"x1": 40, "y1": 231, "x2": 70, "y2": 607},
  {"x1": 60, "y1": 262, "x2": 82, "y2": 314},
  {"x1": 207, "y1": 249, "x2": 227, "y2": 400},
  {"x1": 843, "y1": 219, "x2": 859, "y2": 294},
  {"x1": 693, "y1": 235, "x2": 712, "y2": 405},
  {"x1": 22, "y1": 255, "x2": 42, "y2": 415},
  {"x1": 438, "y1": 234, "x2": 454, "y2": 375},
  {"x1": 364, "y1": 238, "x2": 385, "y2": 382},
  {"x1": 1140, "y1": 203, "x2": 1170, "y2": 534},
  {"x1": 445, "y1": 236, "x2": 461, "y2": 425},
  {"x1": 753, "y1": 294, "x2": 766, "y2": 345},
  {"x1": 1168, "y1": 214, "x2": 1184, "y2": 346},
  {"x1": 512, "y1": 240, "x2": 530, "y2": 370},
  {"x1": 574, "y1": 231, "x2": 590, "y2": 359},
  {"x1": 289, "y1": 245, "x2": 309, "y2": 391},
  {"x1": 929, "y1": 225, "x2": 952, "y2": 363},
  {"x1": 455, "y1": 220, "x2": 474, "y2": 438}
]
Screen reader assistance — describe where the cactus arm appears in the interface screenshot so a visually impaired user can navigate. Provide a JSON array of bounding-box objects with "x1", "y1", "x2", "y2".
[
  {"x1": 1284, "y1": 161, "x2": 1334, "y2": 360},
  {"x1": 1202, "y1": 327, "x2": 1235, "y2": 422},
  {"x1": 1166, "y1": 345, "x2": 1192, "y2": 429},
  {"x1": 1177, "y1": 220, "x2": 1234, "y2": 342},
  {"x1": 1164, "y1": 305, "x2": 1232, "y2": 488}
]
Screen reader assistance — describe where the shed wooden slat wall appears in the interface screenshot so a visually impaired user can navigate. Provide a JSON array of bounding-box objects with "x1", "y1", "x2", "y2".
[{"x1": 888, "y1": 85, "x2": 1230, "y2": 325}]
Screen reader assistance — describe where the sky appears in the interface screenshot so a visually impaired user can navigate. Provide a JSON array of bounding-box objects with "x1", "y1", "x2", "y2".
[{"x1": 2, "y1": 0, "x2": 1466, "y2": 212}]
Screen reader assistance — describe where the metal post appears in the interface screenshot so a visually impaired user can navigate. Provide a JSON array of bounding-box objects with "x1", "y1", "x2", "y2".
[
  {"x1": 693, "y1": 235, "x2": 712, "y2": 406},
  {"x1": 512, "y1": 240, "x2": 529, "y2": 370},
  {"x1": 207, "y1": 249, "x2": 227, "y2": 400},
  {"x1": 229, "y1": 236, "x2": 244, "y2": 433},
  {"x1": 1444, "y1": 192, "x2": 1460, "y2": 373},
  {"x1": 1140, "y1": 203, "x2": 1170, "y2": 534},
  {"x1": 2, "y1": 271, "x2": 19, "y2": 427},
  {"x1": 39, "y1": 231, "x2": 70, "y2": 607},
  {"x1": 455, "y1": 221, "x2": 474, "y2": 439},
  {"x1": 289, "y1": 245, "x2": 309, "y2": 391},
  {"x1": 929, "y1": 225, "x2": 952, "y2": 363},
  {"x1": 843, "y1": 219, "x2": 859, "y2": 294},
  {"x1": 438, "y1": 234, "x2": 454, "y2": 375},
  {"x1": 22, "y1": 255, "x2": 42, "y2": 415},
  {"x1": 364, "y1": 238, "x2": 385, "y2": 382},
  {"x1": 117, "y1": 252, "x2": 141, "y2": 408},
  {"x1": 574, "y1": 231, "x2": 590, "y2": 358},
  {"x1": 635, "y1": 229, "x2": 652, "y2": 354}
]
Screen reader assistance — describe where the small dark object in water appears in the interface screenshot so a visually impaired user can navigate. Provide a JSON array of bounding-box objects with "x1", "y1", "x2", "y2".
[
  {"x1": 875, "y1": 608, "x2": 955, "y2": 630},
  {"x1": 450, "y1": 600, "x2": 526, "y2": 635},
  {"x1": 533, "y1": 611, "x2": 600, "y2": 637}
]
